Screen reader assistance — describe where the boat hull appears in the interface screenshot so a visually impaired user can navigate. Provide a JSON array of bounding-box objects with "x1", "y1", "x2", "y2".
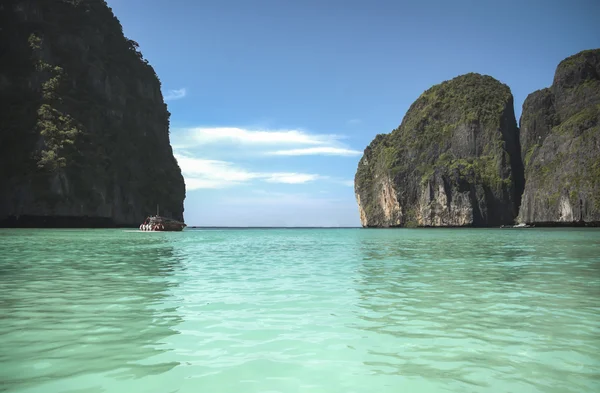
[
  {"x1": 139, "y1": 225, "x2": 185, "y2": 232},
  {"x1": 139, "y1": 215, "x2": 186, "y2": 232}
]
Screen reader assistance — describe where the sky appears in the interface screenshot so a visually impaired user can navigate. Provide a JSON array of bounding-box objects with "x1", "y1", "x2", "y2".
[{"x1": 107, "y1": 0, "x2": 599, "y2": 227}]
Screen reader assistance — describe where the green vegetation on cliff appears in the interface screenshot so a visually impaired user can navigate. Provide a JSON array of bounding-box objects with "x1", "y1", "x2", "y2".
[
  {"x1": 0, "y1": 0, "x2": 185, "y2": 226},
  {"x1": 401, "y1": 73, "x2": 512, "y2": 133},
  {"x1": 32, "y1": 36, "x2": 82, "y2": 170},
  {"x1": 387, "y1": 74, "x2": 516, "y2": 190}
]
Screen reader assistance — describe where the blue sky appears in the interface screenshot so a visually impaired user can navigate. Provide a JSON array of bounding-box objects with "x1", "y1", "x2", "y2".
[{"x1": 107, "y1": 0, "x2": 599, "y2": 227}]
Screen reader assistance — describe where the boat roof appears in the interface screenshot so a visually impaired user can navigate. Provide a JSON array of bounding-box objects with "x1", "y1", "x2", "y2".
[{"x1": 147, "y1": 215, "x2": 186, "y2": 224}]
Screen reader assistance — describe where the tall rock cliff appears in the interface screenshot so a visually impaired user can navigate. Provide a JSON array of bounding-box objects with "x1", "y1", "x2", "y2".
[
  {"x1": 0, "y1": 0, "x2": 185, "y2": 227},
  {"x1": 354, "y1": 73, "x2": 524, "y2": 227},
  {"x1": 518, "y1": 49, "x2": 600, "y2": 224}
]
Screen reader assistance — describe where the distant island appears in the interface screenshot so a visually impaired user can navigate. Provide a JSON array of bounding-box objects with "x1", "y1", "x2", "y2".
[
  {"x1": 354, "y1": 49, "x2": 600, "y2": 228},
  {"x1": 0, "y1": 0, "x2": 185, "y2": 228}
]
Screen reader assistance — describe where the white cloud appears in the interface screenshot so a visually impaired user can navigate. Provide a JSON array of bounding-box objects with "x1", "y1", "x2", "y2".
[
  {"x1": 264, "y1": 173, "x2": 322, "y2": 184},
  {"x1": 171, "y1": 126, "x2": 364, "y2": 157},
  {"x1": 347, "y1": 119, "x2": 361, "y2": 125},
  {"x1": 172, "y1": 127, "x2": 343, "y2": 148},
  {"x1": 164, "y1": 88, "x2": 187, "y2": 101},
  {"x1": 266, "y1": 147, "x2": 362, "y2": 156},
  {"x1": 175, "y1": 152, "x2": 322, "y2": 190},
  {"x1": 171, "y1": 125, "x2": 361, "y2": 191}
]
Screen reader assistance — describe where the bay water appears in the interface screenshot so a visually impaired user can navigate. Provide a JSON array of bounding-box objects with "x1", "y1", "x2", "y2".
[{"x1": 0, "y1": 228, "x2": 599, "y2": 392}]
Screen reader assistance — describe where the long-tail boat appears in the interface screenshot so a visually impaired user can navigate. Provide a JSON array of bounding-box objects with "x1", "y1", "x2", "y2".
[{"x1": 139, "y1": 205, "x2": 186, "y2": 231}]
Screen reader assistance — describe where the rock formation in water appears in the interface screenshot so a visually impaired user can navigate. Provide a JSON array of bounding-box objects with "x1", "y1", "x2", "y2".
[
  {"x1": 354, "y1": 73, "x2": 524, "y2": 227},
  {"x1": 518, "y1": 49, "x2": 600, "y2": 224},
  {"x1": 0, "y1": 0, "x2": 185, "y2": 227}
]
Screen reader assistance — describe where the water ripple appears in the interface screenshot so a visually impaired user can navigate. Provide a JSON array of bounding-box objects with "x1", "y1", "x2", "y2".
[{"x1": 1, "y1": 228, "x2": 599, "y2": 392}]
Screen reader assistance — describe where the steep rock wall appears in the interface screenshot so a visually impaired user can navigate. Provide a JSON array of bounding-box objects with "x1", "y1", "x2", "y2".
[
  {"x1": 0, "y1": 0, "x2": 185, "y2": 227},
  {"x1": 354, "y1": 73, "x2": 524, "y2": 227},
  {"x1": 518, "y1": 49, "x2": 600, "y2": 224}
]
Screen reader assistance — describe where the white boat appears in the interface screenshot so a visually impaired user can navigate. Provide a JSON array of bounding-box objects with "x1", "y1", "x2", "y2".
[{"x1": 138, "y1": 205, "x2": 186, "y2": 232}]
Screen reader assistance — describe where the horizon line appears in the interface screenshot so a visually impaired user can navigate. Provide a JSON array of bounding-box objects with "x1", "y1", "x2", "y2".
[{"x1": 187, "y1": 226, "x2": 362, "y2": 229}]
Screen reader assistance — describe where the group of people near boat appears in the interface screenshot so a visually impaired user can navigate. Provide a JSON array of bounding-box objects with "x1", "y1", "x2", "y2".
[{"x1": 139, "y1": 219, "x2": 164, "y2": 231}]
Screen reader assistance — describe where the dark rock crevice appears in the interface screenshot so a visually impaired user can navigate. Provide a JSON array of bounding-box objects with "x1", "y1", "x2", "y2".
[{"x1": 499, "y1": 95, "x2": 525, "y2": 216}]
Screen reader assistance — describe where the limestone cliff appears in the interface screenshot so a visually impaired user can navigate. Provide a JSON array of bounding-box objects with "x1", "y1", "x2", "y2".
[
  {"x1": 354, "y1": 73, "x2": 524, "y2": 227},
  {"x1": 0, "y1": 0, "x2": 185, "y2": 227},
  {"x1": 518, "y1": 49, "x2": 600, "y2": 224}
]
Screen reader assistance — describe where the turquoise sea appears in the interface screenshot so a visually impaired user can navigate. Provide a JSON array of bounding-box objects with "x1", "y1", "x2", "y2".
[{"x1": 0, "y1": 228, "x2": 599, "y2": 393}]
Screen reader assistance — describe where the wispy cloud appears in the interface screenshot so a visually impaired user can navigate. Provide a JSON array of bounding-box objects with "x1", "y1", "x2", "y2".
[
  {"x1": 172, "y1": 127, "x2": 341, "y2": 147},
  {"x1": 175, "y1": 152, "x2": 322, "y2": 190},
  {"x1": 347, "y1": 119, "x2": 361, "y2": 125},
  {"x1": 266, "y1": 147, "x2": 362, "y2": 156},
  {"x1": 264, "y1": 173, "x2": 321, "y2": 184},
  {"x1": 171, "y1": 126, "x2": 362, "y2": 157},
  {"x1": 172, "y1": 125, "x2": 360, "y2": 190},
  {"x1": 164, "y1": 88, "x2": 187, "y2": 101}
]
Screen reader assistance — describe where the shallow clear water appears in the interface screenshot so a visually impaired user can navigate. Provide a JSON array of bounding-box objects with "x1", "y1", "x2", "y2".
[{"x1": 0, "y1": 228, "x2": 599, "y2": 393}]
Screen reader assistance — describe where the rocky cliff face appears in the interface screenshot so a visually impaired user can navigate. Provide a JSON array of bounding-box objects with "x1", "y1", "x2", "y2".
[
  {"x1": 518, "y1": 49, "x2": 600, "y2": 224},
  {"x1": 354, "y1": 73, "x2": 524, "y2": 227},
  {"x1": 0, "y1": 0, "x2": 185, "y2": 227}
]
